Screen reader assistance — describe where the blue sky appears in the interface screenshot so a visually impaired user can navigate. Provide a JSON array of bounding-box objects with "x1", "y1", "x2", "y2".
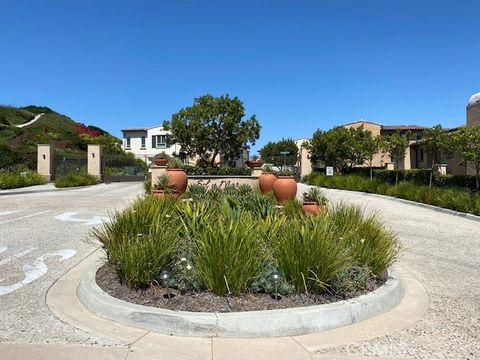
[{"x1": 1, "y1": 0, "x2": 479, "y2": 153}]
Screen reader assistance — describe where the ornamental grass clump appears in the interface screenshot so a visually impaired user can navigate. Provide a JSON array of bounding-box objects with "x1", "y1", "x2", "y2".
[
  {"x1": 190, "y1": 206, "x2": 268, "y2": 295},
  {"x1": 273, "y1": 216, "x2": 350, "y2": 293},
  {"x1": 92, "y1": 196, "x2": 180, "y2": 288},
  {"x1": 328, "y1": 203, "x2": 400, "y2": 275}
]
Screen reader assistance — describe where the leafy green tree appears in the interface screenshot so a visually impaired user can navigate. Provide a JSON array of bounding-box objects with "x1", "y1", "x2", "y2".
[
  {"x1": 422, "y1": 124, "x2": 453, "y2": 187},
  {"x1": 382, "y1": 132, "x2": 410, "y2": 184},
  {"x1": 363, "y1": 134, "x2": 381, "y2": 179},
  {"x1": 453, "y1": 126, "x2": 480, "y2": 189},
  {"x1": 307, "y1": 126, "x2": 372, "y2": 174},
  {"x1": 163, "y1": 94, "x2": 260, "y2": 167},
  {"x1": 259, "y1": 138, "x2": 298, "y2": 168}
]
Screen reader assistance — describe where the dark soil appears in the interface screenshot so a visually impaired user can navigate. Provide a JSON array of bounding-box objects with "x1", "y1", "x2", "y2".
[{"x1": 96, "y1": 264, "x2": 385, "y2": 313}]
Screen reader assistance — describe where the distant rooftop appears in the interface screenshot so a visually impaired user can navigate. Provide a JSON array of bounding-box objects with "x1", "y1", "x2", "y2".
[{"x1": 381, "y1": 125, "x2": 427, "y2": 131}]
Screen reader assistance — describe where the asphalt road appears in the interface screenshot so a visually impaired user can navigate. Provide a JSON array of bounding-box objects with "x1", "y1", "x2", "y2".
[{"x1": 0, "y1": 182, "x2": 144, "y2": 345}]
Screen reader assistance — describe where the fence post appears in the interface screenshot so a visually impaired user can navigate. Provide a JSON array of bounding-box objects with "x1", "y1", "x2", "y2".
[
  {"x1": 37, "y1": 144, "x2": 55, "y2": 182},
  {"x1": 88, "y1": 144, "x2": 103, "y2": 181}
]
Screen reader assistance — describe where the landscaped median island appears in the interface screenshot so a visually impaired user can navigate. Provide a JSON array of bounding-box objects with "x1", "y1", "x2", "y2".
[
  {"x1": 91, "y1": 184, "x2": 401, "y2": 313},
  {"x1": 304, "y1": 172, "x2": 480, "y2": 216}
]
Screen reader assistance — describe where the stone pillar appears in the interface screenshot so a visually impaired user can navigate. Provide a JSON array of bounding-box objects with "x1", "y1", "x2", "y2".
[
  {"x1": 37, "y1": 144, "x2": 54, "y2": 182},
  {"x1": 251, "y1": 166, "x2": 263, "y2": 177},
  {"x1": 151, "y1": 165, "x2": 167, "y2": 187},
  {"x1": 87, "y1": 145, "x2": 103, "y2": 180}
]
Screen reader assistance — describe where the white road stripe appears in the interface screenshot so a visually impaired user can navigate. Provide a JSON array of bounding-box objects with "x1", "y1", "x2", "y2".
[
  {"x1": 0, "y1": 211, "x2": 18, "y2": 216},
  {"x1": 0, "y1": 247, "x2": 38, "y2": 267},
  {"x1": 0, "y1": 245, "x2": 7, "y2": 254},
  {"x1": 0, "y1": 211, "x2": 50, "y2": 225}
]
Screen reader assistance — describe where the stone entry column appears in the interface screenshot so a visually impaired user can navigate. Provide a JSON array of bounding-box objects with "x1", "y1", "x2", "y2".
[
  {"x1": 37, "y1": 144, "x2": 55, "y2": 182},
  {"x1": 151, "y1": 165, "x2": 166, "y2": 188},
  {"x1": 88, "y1": 145, "x2": 103, "y2": 180}
]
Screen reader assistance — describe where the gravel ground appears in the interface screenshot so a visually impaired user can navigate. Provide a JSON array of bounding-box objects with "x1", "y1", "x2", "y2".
[{"x1": 298, "y1": 184, "x2": 480, "y2": 360}]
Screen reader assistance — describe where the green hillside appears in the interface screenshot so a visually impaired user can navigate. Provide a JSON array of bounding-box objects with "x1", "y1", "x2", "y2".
[{"x1": 0, "y1": 105, "x2": 122, "y2": 169}]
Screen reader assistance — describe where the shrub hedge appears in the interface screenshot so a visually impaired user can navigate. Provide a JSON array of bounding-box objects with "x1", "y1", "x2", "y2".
[
  {"x1": 54, "y1": 171, "x2": 99, "y2": 188},
  {"x1": 182, "y1": 165, "x2": 252, "y2": 176},
  {"x1": 0, "y1": 168, "x2": 45, "y2": 189},
  {"x1": 304, "y1": 173, "x2": 480, "y2": 216}
]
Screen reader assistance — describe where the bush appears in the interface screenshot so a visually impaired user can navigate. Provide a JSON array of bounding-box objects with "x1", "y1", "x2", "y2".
[
  {"x1": 93, "y1": 184, "x2": 400, "y2": 295},
  {"x1": 92, "y1": 196, "x2": 180, "y2": 288},
  {"x1": 0, "y1": 168, "x2": 45, "y2": 189},
  {"x1": 183, "y1": 165, "x2": 252, "y2": 176},
  {"x1": 306, "y1": 172, "x2": 480, "y2": 216},
  {"x1": 54, "y1": 171, "x2": 99, "y2": 188}
]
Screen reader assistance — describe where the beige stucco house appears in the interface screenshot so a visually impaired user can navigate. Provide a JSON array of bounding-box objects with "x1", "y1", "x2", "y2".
[{"x1": 298, "y1": 91, "x2": 480, "y2": 177}]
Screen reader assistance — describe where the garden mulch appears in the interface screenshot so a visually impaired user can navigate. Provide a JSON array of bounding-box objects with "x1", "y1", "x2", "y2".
[{"x1": 96, "y1": 264, "x2": 385, "y2": 313}]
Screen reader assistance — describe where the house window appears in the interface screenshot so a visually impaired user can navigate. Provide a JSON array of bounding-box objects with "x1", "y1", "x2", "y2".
[
  {"x1": 125, "y1": 137, "x2": 131, "y2": 148},
  {"x1": 152, "y1": 135, "x2": 168, "y2": 149},
  {"x1": 141, "y1": 136, "x2": 146, "y2": 148}
]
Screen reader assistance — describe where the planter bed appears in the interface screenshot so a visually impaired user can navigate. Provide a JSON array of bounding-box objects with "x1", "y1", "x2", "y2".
[{"x1": 96, "y1": 263, "x2": 385, "y2": 312}]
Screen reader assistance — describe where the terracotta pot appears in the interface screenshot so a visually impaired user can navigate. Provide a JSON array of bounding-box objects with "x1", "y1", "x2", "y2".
[
  {"x1": 273, "y1": 176, "x2": 297, "y2": 203},
  {"x1": 246, "y1": 160, "x2": 264, "y2": 168},
  {"x1": 166, "y1": 168, "x2": 188, "y2": 193},
  {"x1": 152, "y1": 189, "x2": 179, "y2": 199},
  {"x1": 153, "y1": 158, "x2": 168, "y2": 166},
  {"x1": 152, "y1": 189, "x2": 165, "y2": 198},
  {"x1": 259, "y1": 172, "x2": 277, "y2": 194},
  {"x1": 302, "y1": 202, "x2": 320, "y2": 216}
]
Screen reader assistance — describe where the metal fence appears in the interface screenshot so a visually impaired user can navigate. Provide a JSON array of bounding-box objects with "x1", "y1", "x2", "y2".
[
  {"x1": 102, "y1": 154, "x2": 148, "y2": 182},
  {"x1": 53, "y1": 155, "x2": 87, "y2": 179}
]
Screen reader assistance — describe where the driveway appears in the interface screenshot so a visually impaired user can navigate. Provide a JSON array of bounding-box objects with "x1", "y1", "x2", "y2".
[{"x1": 0, "y1": 182, "x2": 144, "y2": 345}]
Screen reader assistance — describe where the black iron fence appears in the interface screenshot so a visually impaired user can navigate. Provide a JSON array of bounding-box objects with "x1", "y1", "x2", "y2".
[
  {"x1": 53, "y1": 154, "x2": 87, "y2": 179},
  {"x1": 103, "y1": 154, "x2": 148, "y2": 182}
]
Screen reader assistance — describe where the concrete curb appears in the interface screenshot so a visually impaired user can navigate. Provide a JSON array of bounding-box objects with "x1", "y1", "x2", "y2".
[
  {"x1": 77, "y1": 257, "x2": 404, "y2": 338},
  {"x1": 303, "y1": 184, "x2": 480, "y2": 223}
]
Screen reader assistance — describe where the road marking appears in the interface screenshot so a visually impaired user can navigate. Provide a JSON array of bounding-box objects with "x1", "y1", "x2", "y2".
[
  {"x1": 0, "y1": 211, "x2": 50, "y2": 225},
  {"x1": 0, "y1": 211, "x2": 18, "y2": 216},
  {"x1": 54, "y1": 212, "x2": 109, "y2": 226},
  {"x1": 0, "y1": 247, "x2": 38, "y2": 267},
  {"x1": 0, "y1": 245, "x2": 7, "y2": 254},
  {"x1": 0, "y1": 248, "x2": 76, "y2": 296}
]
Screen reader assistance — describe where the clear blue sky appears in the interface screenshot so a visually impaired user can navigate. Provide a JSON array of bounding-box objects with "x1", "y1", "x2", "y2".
[{"x1": 1, "y1": 0, "x2": 479, "y2": 153}]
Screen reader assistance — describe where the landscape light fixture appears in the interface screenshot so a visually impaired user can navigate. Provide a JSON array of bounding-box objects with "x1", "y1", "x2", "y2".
[
  {"x1": 160, "y1": 270, "x2": 172, "y2": 302},
  {"x1": 271, "y1": 270, "x2": 282, "y2": 301}
]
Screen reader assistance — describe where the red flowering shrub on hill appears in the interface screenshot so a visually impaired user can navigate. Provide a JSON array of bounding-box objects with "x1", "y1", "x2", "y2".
[{"x1": 75, "y1": 123, "x2": 100, "y2": 138}]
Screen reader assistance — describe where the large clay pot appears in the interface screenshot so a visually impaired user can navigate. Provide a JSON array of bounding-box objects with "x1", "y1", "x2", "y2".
[
  {"x1": 301, "y1": 202, "x2": 320, "y2": 216},
  {"x1": 273, "y1": 176, "x2": 297, "y2": 203},
  {"x1": 246, "y1": 160, "x2": 264, "y2": 168},
  {"x1": 166, "y1": 169, "x2": 188, "y2": 193},
  {"x1": 153, "y1": 158, "x2": 168, "y2": 166},
  {"x1": 152, "y1": 189, "x2": 165, "y2": 198},
  {"x1": 259, "y1": 172, "x2": 277, "y2": 194}
]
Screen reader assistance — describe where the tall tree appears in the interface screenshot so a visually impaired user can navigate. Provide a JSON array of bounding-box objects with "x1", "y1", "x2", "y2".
[
  {"x1": 259, "y1": 138, "x2": 298, "y2": 168},
  {"x1": 422, "y1": 124, "x2": 453, "y2": 187},
  {"x1": 453, "y1": 126, "x2": 480, "y2": 189},
  {"x1": 307, "y1": 126, "x2": 373, "y2": 174},
  {"x1": 382, "y1": 132, "x2": 410, "y2": 184},
  {"x1": 163, "y1": 94, "x2": 260, "y2": 167}
]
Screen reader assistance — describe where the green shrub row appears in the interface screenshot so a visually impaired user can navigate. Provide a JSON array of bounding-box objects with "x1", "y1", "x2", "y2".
[
  {"x1": 182, "y1": 165, "x2": 252, "y2": 176},
  {"x1": 304, "y1": 173, "x2": 480, "y2": 216},
  {"x1": 0, "y1": 168, "x2": 45, "y2": 189},
  {"x1": 92, "y1": 184, "x2": 400, "y2": 296},
  {"x1": 54, "y1": 171, "x2": 99, "y2": 188}
]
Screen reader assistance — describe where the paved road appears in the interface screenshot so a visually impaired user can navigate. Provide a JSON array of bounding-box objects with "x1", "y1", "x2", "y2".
[
  {"x1": 0, "y1": 182, "x2": 144, "y2": 345},
  {"x1": 0, "y1": 182, "x2": 479, "y2": 359}
]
